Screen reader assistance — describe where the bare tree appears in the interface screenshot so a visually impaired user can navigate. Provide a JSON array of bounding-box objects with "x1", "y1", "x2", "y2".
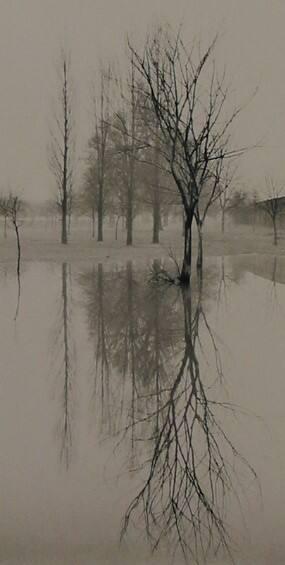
[
  {"x1": 129, "y1": 28, "x2": 244, "y2": 282},
  {"x1": 0, "y1": 193, "x2": 23, "y2": 275},
  {"x1": 0, "y1": 205, "x2": 8, "y2": 239},
  {"x1": 259, "y1": 177, "x2": 284, "y2": 245},
  {"x1": 111, "y1": 55, "x2": 146, "y2": 246},
  {"x1": 134, "y1": 72, "x2": 164, "y2": 244},
  {"x1": 138, "y1": 103, "x2": 164, "y2": 244},
  {"x1": 79, "y1": 160, "x2": 98, "y2": 239},
  {"x1": 218, "y1": 164, "x2": 237, "y2": 235},
  {"x1": 126, "y1": 54, "x2": 138, "y2": 246},
  {"x1": 89, "y1": 66, "x2": 112, "y2": 242},
  {"x1": 49, "y1": 50, "x2": 75, "y2": 244}
]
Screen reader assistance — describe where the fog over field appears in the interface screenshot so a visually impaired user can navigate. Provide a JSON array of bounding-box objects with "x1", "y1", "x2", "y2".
[
  {"x1": 0, "y1": 0, "x2": 284, "y2": 202},
  {"x1": 1, "y1": 2, "x2": 285, "y2": 565}
]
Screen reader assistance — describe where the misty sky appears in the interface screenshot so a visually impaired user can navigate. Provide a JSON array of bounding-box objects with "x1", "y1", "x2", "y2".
[{"x1": 0, "y1": 0, "x2": 285, "y2": 202}]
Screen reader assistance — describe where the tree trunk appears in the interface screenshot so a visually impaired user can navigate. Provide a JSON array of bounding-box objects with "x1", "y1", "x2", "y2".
[
  {"x1": 252, "y1": 208, "x2": 256, "y2": 232},
  {"x1": 196, "y1": 221, "x2": 203, "y2": 271},
  {"x1": 13, "y1": 221, "x2": 21, "y2": 276},
  {"x1": 126, "y1": 56, "x2": 136, "y2": 248},
  {"x1": 61, "y1": 59, "x2": 69, "y2": 246},
  {"x1": 273, "y1": 217, "x2": 278, "y2": 246},
  {"x1": 115, "y1": 215, "x2": 120, "y2": 241},
  {"x1": 126, "y1": 179, "x2": 133, "y2": 246},
  {"x1": 152, "y1": 130, "x2": 161, "y2": 244},
  {"x1": 152, "y1": 196, "x2": 160, "y2": 244},
  {"x1": 182, "y1": 209, "x2": 185, "y2": 236},
  {"x1": 221, "y1": 208, "x2": 225, "y2": 234},
  {"x1": 68, "y1": 209, "x2": 72, "y2": 235},
  {"x1": 97, "y1": 182, "x2": 103, "y2": 242},
  {"x1": 91, "y1": 207, "x2": 95, "y2": 239},
  {"x1": 180, "y1": 212, "x2": 193, "y2": 286},
  {"x1": 272, "y1": 255, "x2": 277, "y2": 285},
  {"x1": 61, "y1": 197, "x2": 68, "y2": 244},
  {"x1": 4, "y1": 215, "x2": 7, "y2": 239}
]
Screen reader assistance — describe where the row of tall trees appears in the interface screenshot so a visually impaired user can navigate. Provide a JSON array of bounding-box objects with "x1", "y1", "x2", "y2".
[
  {"x1": 67, "y1": 27, "x2": 245, "y2": 282},
  {"x1": 79, "y1": 57, "x2": 177, "y2": 246},
  {"x1": 47, "y1": 28, "x2": 257, "y2": 284}
]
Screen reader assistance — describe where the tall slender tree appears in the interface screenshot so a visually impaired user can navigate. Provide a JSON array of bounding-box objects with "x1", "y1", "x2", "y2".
[
  {"x1": 49, "y1": 50, "x2": 75, "y2": 244},
  {"x1": 89, "y1": 66, "x2": 112, "y2": 242},
  {"x1": 112, "y1": 55, "x2": 145, "y2": 246}
]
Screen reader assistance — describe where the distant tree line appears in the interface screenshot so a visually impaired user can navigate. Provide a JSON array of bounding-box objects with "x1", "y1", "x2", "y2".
[
  {"x1": 35, "y1": 27, "x2": 285, "y2": 274},
  {"x1": 48, "y1": 26, "x2": 246, "y2": 280},
  {"x1": 77, "y1": 59, "x2": 177, "y2": 246}
]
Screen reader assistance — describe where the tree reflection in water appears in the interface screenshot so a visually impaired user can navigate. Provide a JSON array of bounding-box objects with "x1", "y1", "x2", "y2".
[
  {"x1": 80, "y1": 261, "x2": 181, "y2": 452},
  {"x1": 121, "y1": 271, "x2": 257, "y2": 563},
  {"x1": 79, "y1": 261, "x2": 257, "y2": 563},
  {"x1": 80, "y1": 262, "x2": 129, "y2": 437},
  {"x1": 51, "y1": 262, "x2": 75, "y2": 469}
]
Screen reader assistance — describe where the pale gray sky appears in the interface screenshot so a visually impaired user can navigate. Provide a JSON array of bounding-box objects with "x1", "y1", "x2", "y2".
[{"x1": 0, "y1": 0, "x2": 284, "y2": 201}]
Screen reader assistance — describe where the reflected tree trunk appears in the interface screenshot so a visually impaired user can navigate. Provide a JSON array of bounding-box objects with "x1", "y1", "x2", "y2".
[
  {"x1": 127, "y1": 262, "x2": 136, "y2": 458},
  {"x1": 61, "y1": 262, "x2": 72, "y2": 468},
  {"x1": 14, "y1": 269, "x2": 21, "y2": 321},
  {"x1": 153, "y1": 286, "x2": 161, "y2": 438},
  {"x1": 95, "y1": 263, "x2": 111, "y2": 432},
  {"x1": 122, "y1": 273, "x2": 257, "y2": 561},
  {"x1": 50, "y1": 262, "x2": 74, "y2": 469}
]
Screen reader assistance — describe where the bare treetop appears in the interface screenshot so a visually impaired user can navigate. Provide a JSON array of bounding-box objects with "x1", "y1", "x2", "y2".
[
  {"x1": 128, "y1": 26, "x2": 246, "y2": 282},
  {"x1": 48, "y1": 49, "x2": 76, "y2": 244}
]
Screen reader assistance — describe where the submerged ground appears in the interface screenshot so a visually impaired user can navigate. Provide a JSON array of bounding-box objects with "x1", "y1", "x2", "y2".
[{"x1": 0, "y1": 221, "x2": 285, "y2": 564}]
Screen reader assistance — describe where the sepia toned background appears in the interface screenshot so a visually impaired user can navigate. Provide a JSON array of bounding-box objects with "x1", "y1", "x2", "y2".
[{"x1": 0, "y1": 0, "x2": 284, "y2": 201}]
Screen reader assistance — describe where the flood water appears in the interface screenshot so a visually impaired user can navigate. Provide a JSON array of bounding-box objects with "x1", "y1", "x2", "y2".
[{"x1": 0, "y1": 255, "x2": 285, "y2": 564}]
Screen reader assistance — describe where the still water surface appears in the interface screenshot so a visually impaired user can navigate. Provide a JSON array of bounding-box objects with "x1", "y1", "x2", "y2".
[{"x1": 0, "y1": 255, "x2": 284, "y2": 564}]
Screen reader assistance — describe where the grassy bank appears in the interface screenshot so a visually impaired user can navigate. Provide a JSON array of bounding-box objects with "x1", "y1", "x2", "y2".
[{"x1": 1, "y1": 222, "x2": 285, "y2": 265}]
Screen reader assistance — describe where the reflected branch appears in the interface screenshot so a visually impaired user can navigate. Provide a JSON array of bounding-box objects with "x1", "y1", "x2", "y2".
[
  {"x1": 121, "y1": 274, "x2": 257, "y2": 563},
  {"x1": 51, "y1": 262, "x2": 75, "y2": 469}
]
